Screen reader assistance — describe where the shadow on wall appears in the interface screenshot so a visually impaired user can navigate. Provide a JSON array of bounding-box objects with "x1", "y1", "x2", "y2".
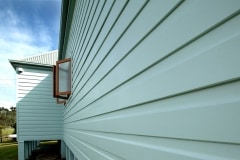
[{"x1": 17, "y1": 69, "x2": 63, "y2": 142}]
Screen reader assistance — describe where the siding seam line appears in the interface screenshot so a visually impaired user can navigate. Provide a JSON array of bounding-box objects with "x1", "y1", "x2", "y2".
[{"x1": 66, "y1": 4, "x2": 240, "y2": 118}]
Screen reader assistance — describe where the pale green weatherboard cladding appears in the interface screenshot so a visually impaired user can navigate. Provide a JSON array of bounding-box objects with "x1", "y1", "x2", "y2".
[
  {"x1": 10, "y1": 51, "x2": 63, "y2": 160},
  {"x1": 16, "y1": 67, "x2": 63, "y2": 160},
  {"x1": 60, "y1": 0, "x2": 240, "y2": 159},
  {"x1": 17, "y1": 68, "x2": 63, "y2": 141}
]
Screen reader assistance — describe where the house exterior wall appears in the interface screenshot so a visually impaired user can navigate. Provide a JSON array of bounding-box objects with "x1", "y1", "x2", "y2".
[
  {"x1": 61, "y1": 0, "x2": 240, "y2": 159},
  {"x1": 17, "y1": 67, "x2": 63, "y2": 141}
]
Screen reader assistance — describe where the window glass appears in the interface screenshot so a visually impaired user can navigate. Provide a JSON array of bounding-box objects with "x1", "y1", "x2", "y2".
[
  {"x1": 53, "y1": 58, "x2": 71, "y2": 103},
  {"x1": 59, "y1": 61, "x2": 71, "y2": 93}
]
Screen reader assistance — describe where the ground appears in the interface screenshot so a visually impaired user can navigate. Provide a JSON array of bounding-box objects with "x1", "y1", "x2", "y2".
[{"x1": 28, "y1": 141, "x2": 64, "y2": 160}]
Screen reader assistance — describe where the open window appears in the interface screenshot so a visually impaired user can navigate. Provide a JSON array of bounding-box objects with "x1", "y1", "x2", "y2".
[{"x1": 53, "y1": 58, "x2": 71, "y2": 104}]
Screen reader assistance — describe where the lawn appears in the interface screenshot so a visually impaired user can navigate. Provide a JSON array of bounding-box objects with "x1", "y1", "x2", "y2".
[{"x1": 0, "y1": 142, "x2": 18, "y2": 160}]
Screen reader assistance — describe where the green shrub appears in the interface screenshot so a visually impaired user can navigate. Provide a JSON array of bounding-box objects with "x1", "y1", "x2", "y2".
[
  {"x1": 0, "y1": 127, "x2": 15, "y2": 142},
  {"x1": 1, "y1": 128, "x2": 15, "y2": 135}
]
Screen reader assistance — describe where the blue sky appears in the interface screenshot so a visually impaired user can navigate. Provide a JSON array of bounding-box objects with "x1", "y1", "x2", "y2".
[{"x1": 0, "y1": 0, "x2": 61, "y2": 109}]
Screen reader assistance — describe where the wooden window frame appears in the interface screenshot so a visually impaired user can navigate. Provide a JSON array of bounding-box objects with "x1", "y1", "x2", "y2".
[{"x1": 53, "y1": 58, "x2": 71, "y2": 104}]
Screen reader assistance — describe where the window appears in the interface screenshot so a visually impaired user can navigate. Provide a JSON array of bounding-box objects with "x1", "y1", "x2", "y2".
[{"x1": 53, "y1": 58, "x2": 71, "y2": 104}]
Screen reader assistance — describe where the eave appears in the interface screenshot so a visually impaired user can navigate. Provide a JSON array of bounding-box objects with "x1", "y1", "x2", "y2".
[
  {"x1": 58, "y1": 0, "x2": 76, "y2": 60},
  {"x1": 9, "y1": 59, "x2": 53, "y2": 71}
]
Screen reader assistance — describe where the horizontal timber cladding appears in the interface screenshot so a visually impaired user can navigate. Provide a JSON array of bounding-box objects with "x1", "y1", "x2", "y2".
[
  {"x1": 62, "y1": 0, "x2": 240, "y2": 159},
  {"x1": 17, "y1": 68, "x2": 63, "y2": 141}
]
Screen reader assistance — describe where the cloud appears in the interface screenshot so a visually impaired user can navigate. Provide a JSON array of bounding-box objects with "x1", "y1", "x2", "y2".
[
  {"x1": 0, "y1": 4, "x2": 57, "y2": 108},
  {"x1": 0, "y1": 8, "x2": 52, "y2": 58}
]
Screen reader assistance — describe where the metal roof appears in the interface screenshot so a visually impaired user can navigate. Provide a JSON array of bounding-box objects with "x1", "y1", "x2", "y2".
[{"x1": 21, "y1": 50, "x2": 58, "y2": 65}]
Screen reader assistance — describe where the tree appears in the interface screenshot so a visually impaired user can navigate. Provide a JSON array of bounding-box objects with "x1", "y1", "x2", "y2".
[{"x1": 0, "y1": 107, "x2": 16, "y2": 127}]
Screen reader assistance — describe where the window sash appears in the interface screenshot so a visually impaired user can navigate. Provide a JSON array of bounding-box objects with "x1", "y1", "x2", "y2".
[{"x1": 53, "y1": 58, "x2": 71, "y2": 102}]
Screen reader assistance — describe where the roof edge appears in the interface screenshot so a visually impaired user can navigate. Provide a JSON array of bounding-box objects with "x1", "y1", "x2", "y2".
[
  {"x1": 58, "y1": 0, "x2": 76, "y2": 60},
  {"x1": 23, "y1": 50, "x2": 58, "y2": 60},
  {"x1": 9, "y1": 59, "x2": 53, "y2": 71}
]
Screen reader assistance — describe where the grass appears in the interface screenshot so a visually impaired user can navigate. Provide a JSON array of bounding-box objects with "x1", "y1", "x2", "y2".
[
  {"x1": 0, "y1": 141, "x2": 18, "y2": 160},
  {"x1": 40, "y1": 140, "x2": 58, "y2": 145},
  {"x1": 0, "y1": 141, "x2": 60, "y2": 160}
]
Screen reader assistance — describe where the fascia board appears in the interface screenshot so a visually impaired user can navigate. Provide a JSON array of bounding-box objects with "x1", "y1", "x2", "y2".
[
  {"x1": 58, "y1": 0, "x2": 76, "y2": 60},
  {"x1": 9, "y1": 59, "x2": 53, "y2": 71}
]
